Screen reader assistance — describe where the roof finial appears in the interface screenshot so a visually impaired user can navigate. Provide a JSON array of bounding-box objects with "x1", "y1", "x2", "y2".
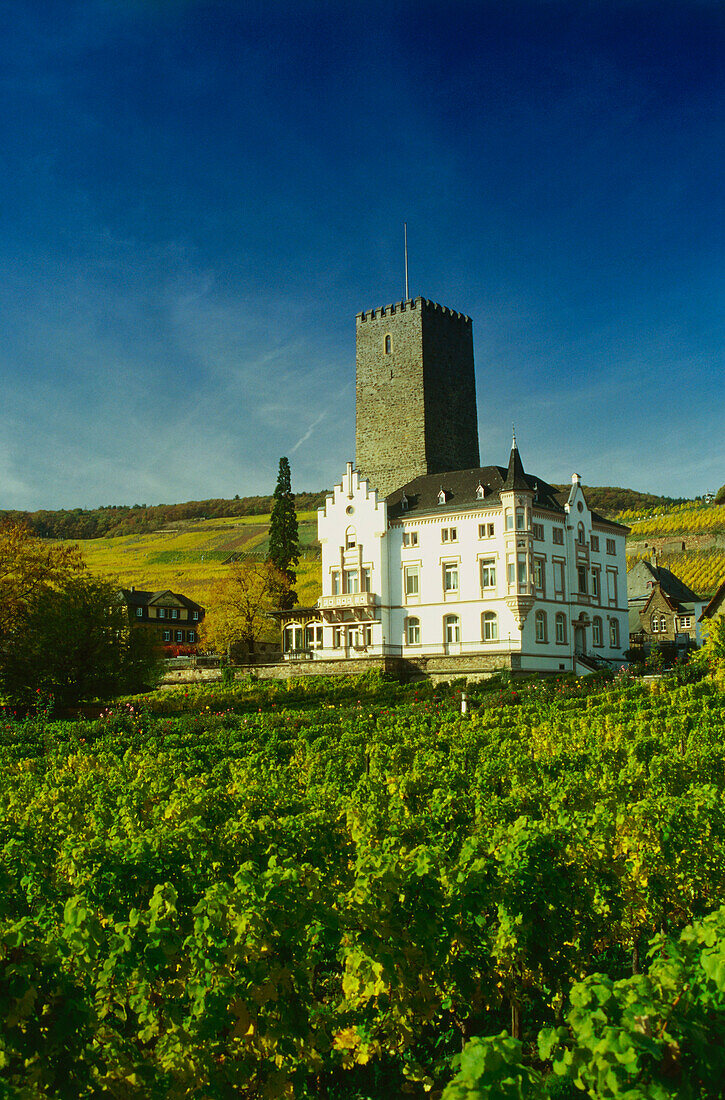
[{"x1": 512, "y1": 423, "x2": 517, "y2": 449}]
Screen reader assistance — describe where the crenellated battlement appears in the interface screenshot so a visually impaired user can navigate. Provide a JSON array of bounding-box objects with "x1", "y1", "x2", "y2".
[{"x1": 356, "y1": 297, "x2": 471, "y2": 325}]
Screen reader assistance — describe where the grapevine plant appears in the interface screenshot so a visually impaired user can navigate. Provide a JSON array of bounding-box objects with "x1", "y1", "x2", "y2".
[{"x1": 0, "y1": 669, "x2": 723, "y2": 1097}]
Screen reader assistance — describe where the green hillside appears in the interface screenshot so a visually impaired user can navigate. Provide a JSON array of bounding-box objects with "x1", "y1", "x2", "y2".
[
  {"x1": 36, "y1": 486, "x2": 725, "y2": 606},
  {"x1": 63, "y1": 512, "x2": 323, "y2": 609}
]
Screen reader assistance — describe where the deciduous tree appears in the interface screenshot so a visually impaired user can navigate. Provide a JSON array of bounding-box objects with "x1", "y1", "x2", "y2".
[
  {"x1": 0, "y1": 574, "x2": 162, "y2": 707},
  {"x1": 203, "y1": 556, "x2": 288, "y2": 660},
  {"x1": 0, "y1": 521, "x2": 83, "y2": 645}
]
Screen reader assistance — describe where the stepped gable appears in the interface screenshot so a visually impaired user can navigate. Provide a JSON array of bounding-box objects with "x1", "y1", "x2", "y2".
[{"x1": 386, "y1": 463, "x2": 563, "y2": 519}]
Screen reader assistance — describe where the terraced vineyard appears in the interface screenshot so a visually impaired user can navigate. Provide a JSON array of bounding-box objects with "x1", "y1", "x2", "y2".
[
  {"x1": 621, "y1": 500, "x2": 725, "y2": 597},
  {"x1": 1, "y1": 667, "x2": 724, "y2": 1097},
  {"x1": 62, "y1": 510, "x2": 324, "y2": 610}
]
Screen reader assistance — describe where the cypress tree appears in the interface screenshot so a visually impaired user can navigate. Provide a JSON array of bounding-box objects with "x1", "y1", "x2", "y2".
[{"x1": 268, "y1": 457, "x2": 300, "y2": 609}]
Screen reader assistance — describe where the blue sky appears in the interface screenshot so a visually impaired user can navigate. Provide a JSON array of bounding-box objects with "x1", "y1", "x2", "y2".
[{"x1": 1, "y1": 0, "x2": 723, "y2": 509}]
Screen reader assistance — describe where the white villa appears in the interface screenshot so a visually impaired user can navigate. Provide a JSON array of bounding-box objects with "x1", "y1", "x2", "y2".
[{"x1": 281, "y1": 439, "x2": 630, "y2": 676}]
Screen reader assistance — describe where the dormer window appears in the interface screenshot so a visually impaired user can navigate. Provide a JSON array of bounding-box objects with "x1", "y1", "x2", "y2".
[
  {"x1": 384, "y1": 334, "x2": 392, "y2": 354},
  {"x1": 438, "y1": 489, "x2": 447, "y2": 505},
  {"x1": 476, "y1": 483, "x2": 484, "y2": 500}
]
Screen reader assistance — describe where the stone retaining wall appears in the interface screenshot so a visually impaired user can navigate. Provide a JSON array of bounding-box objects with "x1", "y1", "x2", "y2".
[{"x1": 161, "y1": 652, "x2": 517, "y2": 687}]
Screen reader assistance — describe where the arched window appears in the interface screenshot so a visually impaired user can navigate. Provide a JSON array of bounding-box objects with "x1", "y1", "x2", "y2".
[
  {"x1": 651, "y1": 615, "x2": 659, "y2": 633},
  {"x1": 592, "y1": 616, "x2": 603, "y2": 647},
  {"x1": 535, "y1": 610, "x2": 547, "y2": 643},
  {"x1": 609, "y1": 619, "x2": 620, "y2": 648},
  {"x1": 444, "y1": 615, "x2": 460, "y2": 643},
  {"x1": 577, "y1": 523, "x2": 586, "y2": 545},
  {"x1": 284, "y1": 623, "x2": 304, "y2": 652},
  {"x1": 406, "y1": 617, "x2": 421, "y2": 645},
  {"x1": 660, "y1": 616, "x2": 667, "y2": 632},
  {"x1": 384, "y1": 334, "x2": 392, "y2": 354},
  {"x1": 555, "y1": 613, "x2": 567, "y2": 644},
  {"x1": 345, "y1": 526, "x2": 356, "y2": 550},
  {"x1": 482, "y1": 611, "x2": 498, "y2": 641}
]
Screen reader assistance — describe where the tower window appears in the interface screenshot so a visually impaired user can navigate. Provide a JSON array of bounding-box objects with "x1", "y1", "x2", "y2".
[{"x1": 384, "y1": 334, "x2": 392, "y2": 354}]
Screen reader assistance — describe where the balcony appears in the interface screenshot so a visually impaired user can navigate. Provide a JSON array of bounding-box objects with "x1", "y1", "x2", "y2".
[{"x1": 318, "y1": 591, "x2": 376, "y2": 611}]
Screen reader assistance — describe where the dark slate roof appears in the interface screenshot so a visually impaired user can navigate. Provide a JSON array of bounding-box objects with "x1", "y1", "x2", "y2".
[
  {"x1": 626, "y1": 561, "x2": 702, "y2": 603},
  {"x1": 119, "y1": 588, "x2": 205, "y2": 613},
  {"x1": 386, "y1": 464, "x2": 563, "y2": 519},
  {"x1": 502, "y1": 441, "x2": 529, "y2": 492},
  {"x1": 700, "y1": 579, "x2": 725, "y2": 621}
]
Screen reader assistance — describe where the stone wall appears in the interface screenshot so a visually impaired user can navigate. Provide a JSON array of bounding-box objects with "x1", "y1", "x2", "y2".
[
  {"x1": 355, "y1": 298, "x2": 479, "y2": 498},
  {"x1": 161, "y1": 651, "x2": 516, "y2": 687},
  {"x1": 355, "y1": 299, "x2": 427, "y2": 497}
]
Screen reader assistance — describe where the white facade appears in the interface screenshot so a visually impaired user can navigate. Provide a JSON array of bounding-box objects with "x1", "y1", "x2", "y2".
[{"x1": 283, "y1": 456, "x2": 630, "y2": 673}]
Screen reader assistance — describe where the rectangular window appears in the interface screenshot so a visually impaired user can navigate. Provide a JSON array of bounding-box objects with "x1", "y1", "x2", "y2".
[
  {"x1": 607, "y1": 569, "x2": 618, "y2": 605},
  {"x1": 171, "y1": 609, "x2": 178, "y2": 620},
  {"x1": 135, "y1": 607, "x2": 143, "y2": 618},
  {"x1": 363, "y1": 625, "x2": 372, "y2": 646},
  {"x1": 402, "y1": 531, "x2": 418, "y2": 548},
  {"x1": 555, "y1": 616, "x2": 566, "y2": 645},
  {"x1": 606, "y1": 538, "x2": 616, "y2": 555},
  {"x1": 505, "y1": 510, "x2": 514, "y2": 531},
  {"x1": 175, "y1": 630, "x2": 183, "y2": 643},
  {"x1": 188, "y1": 631, "x2": 196, "y2": 643},
  {"x1": 158, "y1": 608, "x2": 165, "y2": 619},
  {"x1": 533, "y1": 558, "x2": 545, "y2": 593},
  {"x1": 535, "y1": 613, "x2": 547, "y2": 643},
  {"x1": 577, "y1": 565, "x2": 588, "y2": 594},
  {"x1": 406, "y1": 618, "x2": 421, "y2": 645},
  {"x1": 591, "y1": 570, "x2": 600, "y2": 599},
  {"x1": 331, "y1": 571, "x2": 341, "y2": 595},
  {"x1": 193, "y1": 611, "x2": 199, "y2": 621},
  {"x1": 679, "y1": 616, "x2": 692, "y2": 629},
  {"x1": 344, "y1": 570, "x2": 359, "y2": 594},
  {"x1": 592, "y1": 619, "x2": 602, "y2": 646},
  {"x1": 163, "y1": 630, "x2": 171, "y2": 642},
  {"x1": 507, "y1": 559, "x2": 516, "y2": 586},
  {"x1": 517, "y1": 554, "x2": 527, "y2": 585},
  {"x1": 444, "y1": 563, "x2": 459, "y2": 592},
  {"x1": 332, "y1": 627, "x2": 342, "y2": 648},
  {"x1": 361, "y1": 568, "x2": 371, "y2": 592},
  {"x1": 590, "y1": 535, "x2": 600, "y2": 552},
  {"x1": 516, "y1": 509, "x2": 525, "y2": 530},
  {"x1": 553, "y1": 527, "x2": 564, "y2": 545},
  {"x1": 404, "y1": 565, "x2": 419, "y2": 596},
  {"x1": 441, "y1": 527, "x2": 458, "y2": 542},
  {"x1": 609, "y1": 619, "x2": 620, "y2": 648},
  {"x1": 533, "y1": 522, "x2": 544, "y2": 541},
  {"x1": 480, "y1": 559, "x2": 496, "y2": 588},
  {"x1": 479, "y1": 522, "x2": 495, "y2": 539},
  {"x1": 553, "y1": 560, "x2": 565, "y2": 598}
]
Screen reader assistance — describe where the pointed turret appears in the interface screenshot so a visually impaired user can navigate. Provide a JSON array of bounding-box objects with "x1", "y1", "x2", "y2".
[
  {"x1": 500, "y1": 430, "x2": 535, "y2": 629},
  {"x1": 502, "y1": 429, "x2": 529, "y2": 492}
]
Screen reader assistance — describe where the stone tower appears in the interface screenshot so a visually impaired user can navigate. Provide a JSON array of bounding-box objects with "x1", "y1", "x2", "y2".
[{"x1": 355, "y1": 296, "x2": 480, "y2": 498}]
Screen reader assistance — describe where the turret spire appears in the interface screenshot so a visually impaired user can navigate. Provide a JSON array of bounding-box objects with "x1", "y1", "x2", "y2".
[{"x1": 503, "y1": 432, "x2": 529, "y2": 492}]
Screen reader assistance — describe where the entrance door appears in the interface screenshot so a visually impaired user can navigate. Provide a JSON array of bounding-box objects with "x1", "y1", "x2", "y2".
[{"x1": 574, "y1": 625, "x2": 586, "y2": 655}]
